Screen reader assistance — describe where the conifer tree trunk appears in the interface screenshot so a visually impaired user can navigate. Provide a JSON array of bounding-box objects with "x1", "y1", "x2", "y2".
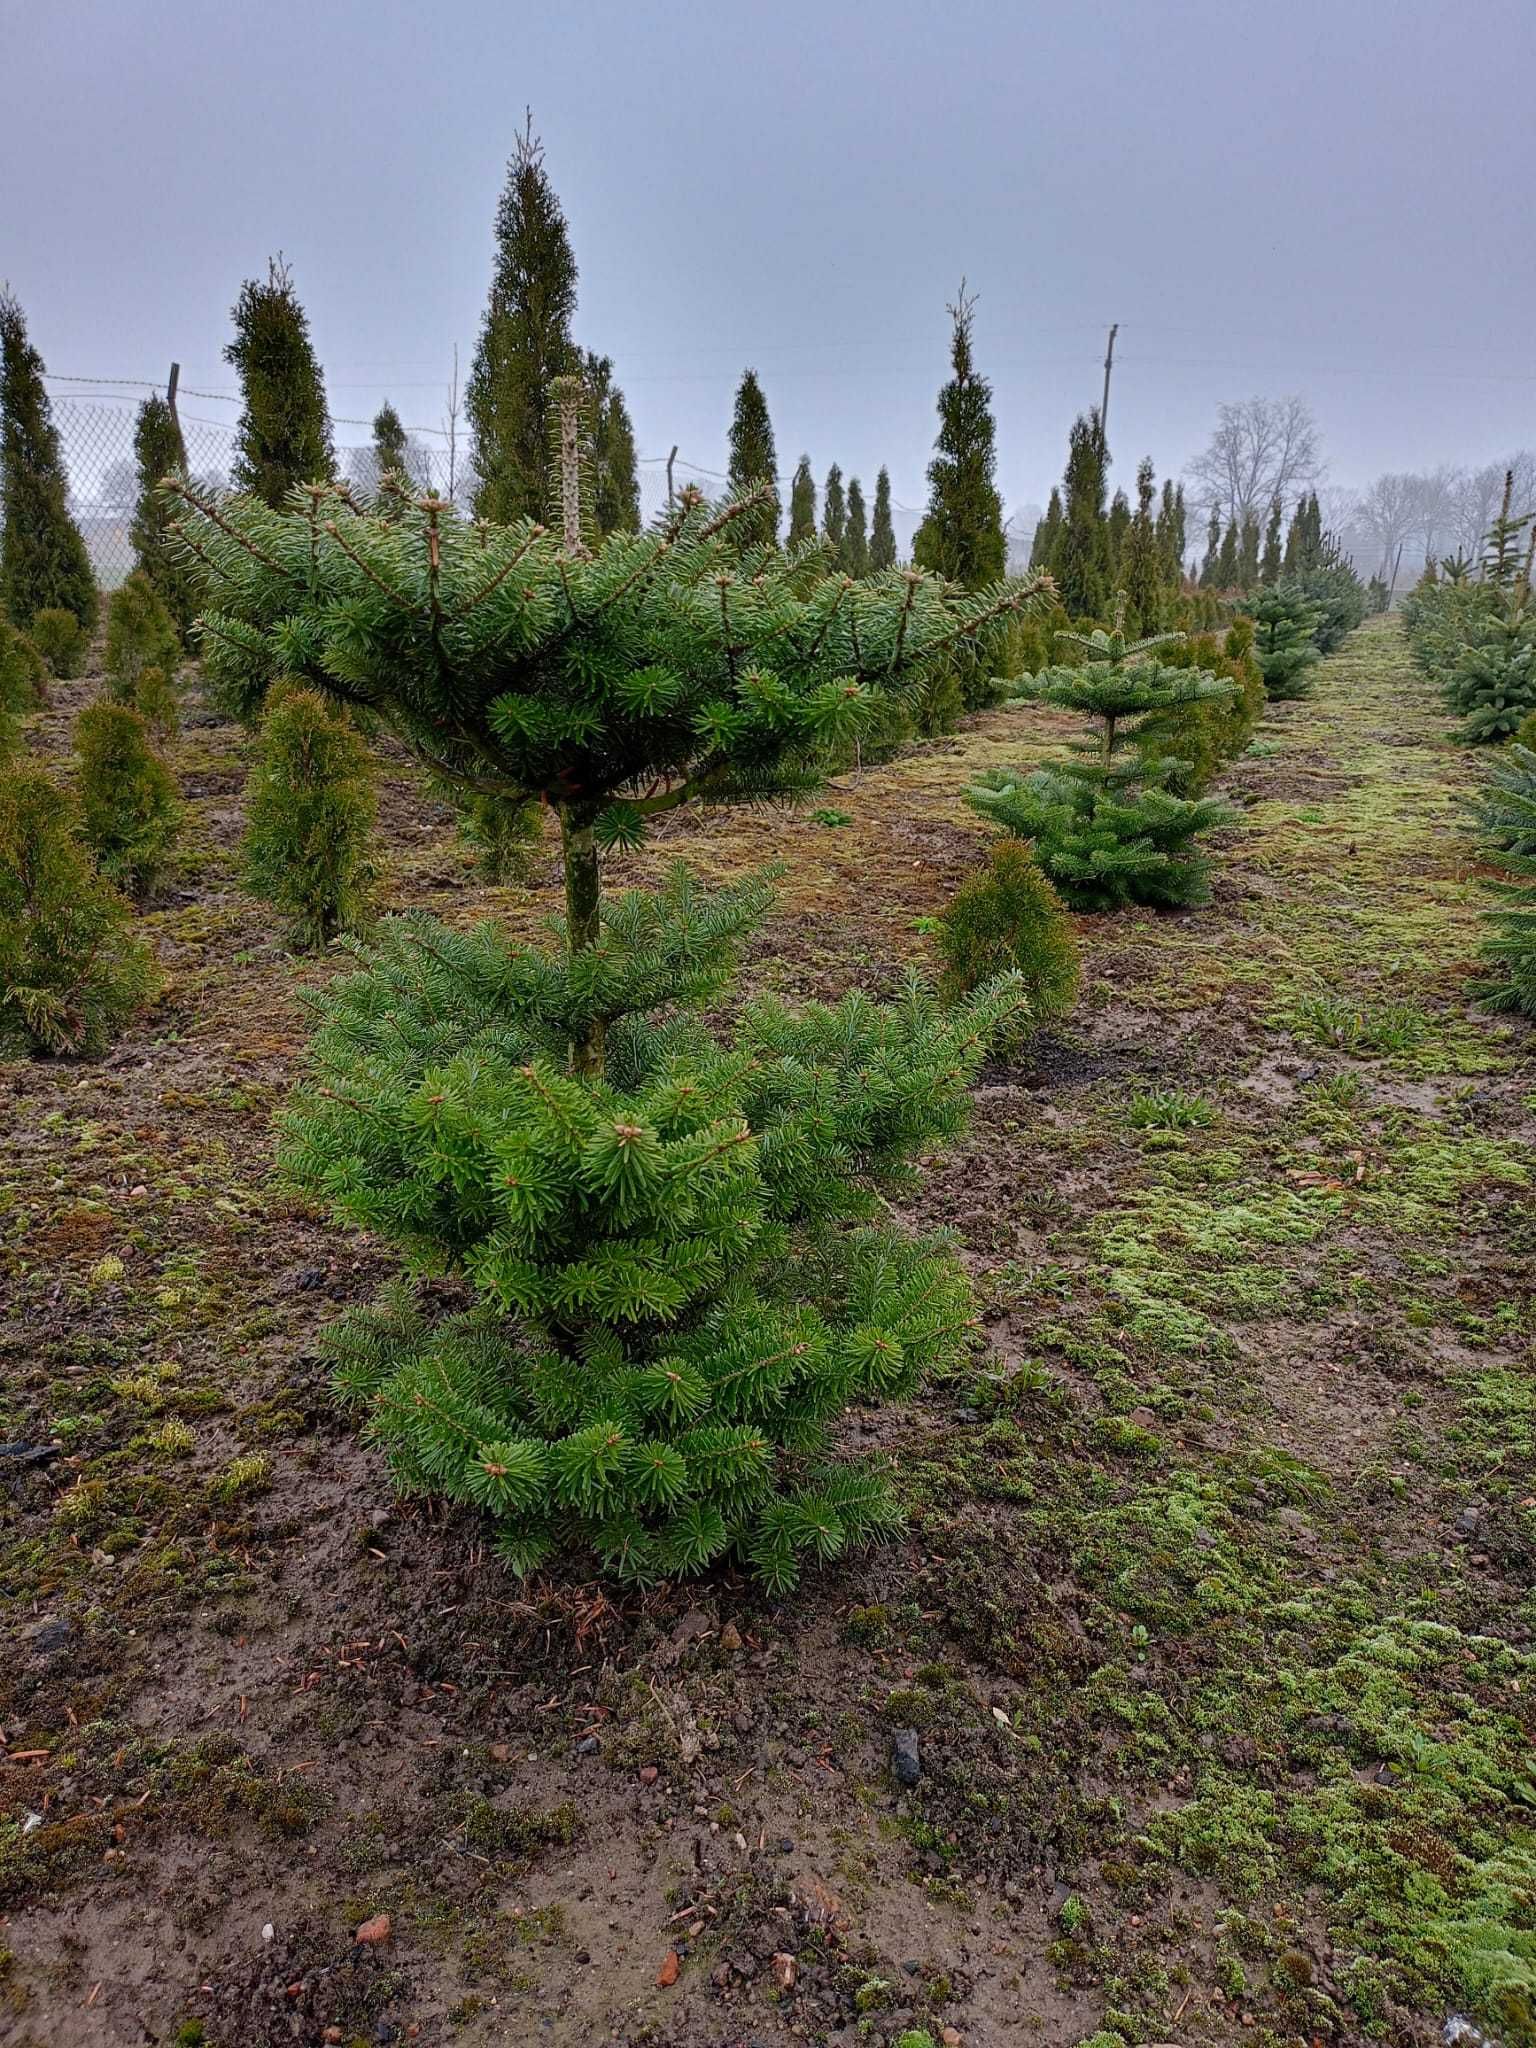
[{"x1": 558, "y1": 802, "x2": 605, "y2": 1075}]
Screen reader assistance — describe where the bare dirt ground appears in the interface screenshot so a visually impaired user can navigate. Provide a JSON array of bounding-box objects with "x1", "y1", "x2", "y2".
[{"x1": 4, "y1": 617, "x2": 1535, "y2": 2048}]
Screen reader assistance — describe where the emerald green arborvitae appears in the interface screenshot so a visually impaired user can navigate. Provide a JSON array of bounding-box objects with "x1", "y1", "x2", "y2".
[
  {"x1": 169, "y1": 463, "x2": 1049, "y2": 1589},
  {"x1": 1052, "y1": 411, "x2": 1111, "y2": 619},
  {"x1": 1119, "y1": 459, "x2": 1163, "y2": 636},
  {"x1": 726, "y1": 369, "x2": 779, "y2": 551},
  {"x1": 1245, "y1": 586, "x2": 1322, "y2": 700},
  {"x1": 911, "y1": 285, "x2": 1005, "y2": 589},
  {"x1": 1260, "y1": 496, "x2": 1283, "y2": 585},
  {"x1": 244, "y1": 683, "x2": 377, "y2": 947},
  {"x1": 584, "y1": 352, "x2": 640, "y2": 536},
  {"x1": 1106, "y1": 489, "x2": 1131, "y2": 576},
  {"x1": 1031, "y1": 488, "x2": 1064, "y2": 571},
  {"x1": 936, "y1": 836, "x2": 1080, "y2": 1021},
  {"x1": 844, "y1": 477, "x2": 870, "y2": 578},
  {"x1": 467, "y1": 118, "x2": 580, "y2": 525},
  {"x1": 822, "y1": 463, "x2": 847, "y2": 559},
  {"x1": 1215, "y1": 518, "x2": 1240, "y2": 590},
  {"x1": 787, "y1": 456, "x2": 817, "y2": 549},
  {"x1": 371, "y1": 401, "x2": 413, "y2": 490},
  {"x1": 130, "y1": 396, "x2": 197, "y2": 633},
  {"x1": 967, "y1": 607, "x2": 1236, "y2": 911},
  {"x1": 0, "y1": 292, "x2": 98, "y2": 635},
  {"x1": 1237, "y1": 511, "x2": 1261, "y2": 590},
  {"x1": 870, "y1": 466, "x2": 896, "y2": 570},
  {"x1": 0, "y1": 620, "x2": 50, "y2": 715},
  {"x1": 0, "y1": 765, "x2": 158, "y2": 1056},
  {"x1": 75, "y1": 700, "x2": 181, "y2": 899},
  {"x1": 105, "y1": 570, "x2": 181, "y2": 702},
  {"x1": 28, "y1": 608, "x2": 87, "y2": 679},
  {"x1": 1199, "y1": 505, "x2": 1220, "y2": 587},
  {"x1": 224, "y1": 258, "x2": 334, "y2": 509}
]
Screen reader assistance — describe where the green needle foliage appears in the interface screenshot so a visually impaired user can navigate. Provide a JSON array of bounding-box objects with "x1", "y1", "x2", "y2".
[
  {"x1": 0, "y1": 291, "x2": 99, "y2": 636},
  {"x1": 0, "y1": 765, "x2": 158, "y2": 1055},
  {"x1": 225, "y1": 257, "x2": 335, "y2": 508},
  {"x1": 105, "y1": 569, "x2": 182, "y2": 701},
  {"x1": 1030, "y1": 488, "x2": 1063, "y2": 571},
  {"x1": 75, "y1": 700, "x2": 181, "y2": 899},
  {"x1": 1475, "y1": 741, "x2": 1536, "y2": 857},
  {"x1": 1119, "y1": 459, "x2": 1164, "y2": 637},
  {"x1": 372, "y1": 401, "x2": 412, "y2": 489},
  {"x1": 1245, "y1": 586, "x2": 1322, "y2": 701},
  {"x1": 912, "y1": 285, "x2": 1005, "y2": 590},
  {"x1": 822, "y1": 464, "x2": 847, "y2": 560},
  {"x1": 285, "y1": 868, "x2": 1024, "y2": 1588},
  {"x1": 935, "y1": 837, "x2": 1080, "y2": 1023},
  {"x1": 584, "y1": 353, "x2": 640, "y2": 537},
  {"x1": 870, "y1": 467, "x2": 897, "y2": 571},
  {"x1": 787, "y1": 457, "x2": 817, "y2": 548},
  {"x1": 133, "y1": 664, "x2": 179, "y2": 742},
  {"x1": 1476, "y1": 848, "x2": 1536, "y2": 1016},
  {"x1": 0, "y1": 618, "x2": 50, "y2": 712},
  {"x1": 1260, "y1": 496, "x2": 1284, "y2": 585},
  {"x1": 131, "y1": 396, "x2": 199, "y2": 632},
  {"x1": 468, "y1": 118, "x2": 580, "y2": 525},
  {"x1": 844, "y1": 477, "x2": 870, "y2": 578},
  {"x1": 1051, "y1": 412, "x2": 1111, "y2": 619},
  {"x1": 244, "y1": 684, "x2": 376, "y2": 948},
  {"x1": 1445, "y1": 608, "x2": 1536, "y2": 743},
  {"x1": 29, "y1": 607, "x2": 88, "y2": 679},
  {"x1": 1139, "y1": 620, "x2": 1265, "y2": 796},
  {"x1": 726, "y1": 370, "x2": 779, "y2": 551},
  {"x1": 968, "y1": 611, "x2": 1236, "y2": 911}
]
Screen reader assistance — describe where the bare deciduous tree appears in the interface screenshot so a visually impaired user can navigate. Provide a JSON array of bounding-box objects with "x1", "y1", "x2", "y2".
[
  {"x1": 1187, "y1": 395, "x2": 1323, "y2": 525},
  {"x1": 1354, "y1": 472, "x2": 1419, "y2": 577}
]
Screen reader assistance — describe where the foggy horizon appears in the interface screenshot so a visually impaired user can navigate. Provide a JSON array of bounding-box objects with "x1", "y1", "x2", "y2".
[{"x1": 3, "y1": 0, "x2": 1533, "y2": 523}]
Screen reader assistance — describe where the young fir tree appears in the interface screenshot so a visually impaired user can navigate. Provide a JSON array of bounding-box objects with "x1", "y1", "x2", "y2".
[
  {"x1": 1198, "y1": 505, "x2": 1221, "y2": 587},
  {"x1": 726, "y1": 369, "x2": 779, "y2": 552},
  {"x1": 105, "y1": 570, "x2": 181, "y2": 702},
  {"x1": 244, "y1": 683, "x2": 377, "y2": 947},
  {"x1": 0, "y1": 765, "x2": 158, "y2": 1056},
  {"x1": 28, "y1": 608, "x2": 87, "y2": 679},
  {"x1": 584, "y1": 352, "x2": 640, "y2": 536},
  {"x1": 224, "y1": 257, "x2": 334, "y2": 508},
  {"x1": 967, "y1": 606, "x2": 1236, "y2": 911},
  {"x1": 935, "y1": 837, "x2": 1080, "y2": 1020},
  {"x1": 870, "y1": 466, "x2": 897, "y2": 570},
  {"x1": 1244, "y1": 586, "x2": 1322, "y2": 701},
  {"x1": 166, "y1": 451, "x2": 1048, "y2": 1589},
  {"x1": 822, "y1": 463, "x2": 847, "y2": 561},
  {"x1": 1119, "y1": 459, "x2": 1163, "y2": 637},
  {"x1": 844, "y1": 477, "x2": 870, "y2": 578},
  {"x1": 786, "y1": 456, "x2": 817, "y2": 549},
  {"x1": 130, "y1": 395, "x2": 198, "y2": 633},
  {"x1": 0, "y1": 291, "x2": 98, "y2": 636},
  {"x1": 75, "y1": 700, "x2": 181, "y2": 899},
  {"x1": 1215, "y1": 519, "x2": 1240, "y2": 590},
  {"x1": 911, "y1": 285, "x2": 1005, "y2": 590},
  {"x1": 1260, "y1": 497, "x2": 1284, "y2": 585},
  {"x1": 1474, "y1": 739, "x2": 1536, "y2": 858},
  {"x1": 467, "y1": 118, "x2": 580, "y2": 525},
  {"x1": 1052, "y1": 412, "x2": 1111, "y2": 619},
  {"x1": 371, "y1": 400, "x2": 413, "y2": 490},
  {"x1": 1031, "y1": 487, "x2": 1064, "y2": 571}
]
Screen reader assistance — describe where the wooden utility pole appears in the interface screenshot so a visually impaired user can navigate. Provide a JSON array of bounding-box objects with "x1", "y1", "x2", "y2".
[
  {"x1": 666, "y1": 444, "x2": 678, "y2": 512},
  {"x1": 166, "y1": 361, "x2": 180, "y2": 432},
  {"x1": 1099, "y1": 324, "x2": 1118, "y2": 447}
]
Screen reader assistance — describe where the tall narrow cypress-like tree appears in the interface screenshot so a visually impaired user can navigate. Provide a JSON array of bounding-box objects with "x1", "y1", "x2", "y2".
[
  {"x1": 726, "y1": 369, "x2": 779, "y2": 551},
  {"x1": 1216, "y1": 518, "x2": 1241, "y2": 589},
  {"x1": 0, "y1": 292, "x2": 98, "y2": 634},
  {"x1": 584, "y1": 352, "x2": 640, "y2": 535},
  {"x1": 130, "y1": 395, "x2": 196, "y2": 635},
  {"x1": 467, "y1": 117, "x2": 580, "y2": 525},
  {"x1": 911, "y1": 285, "x2": 1005, "y2": 589},
  {"x1": 372, "y1": 400, "x2": 413, "y2": 486},
  {"x1": 844, "y1": 476, "x2": 870, "y2": 577},
  {"x1": 870, "y1": 466, "x2": 897, "y2": 570},
  {"x1": 1053, "y1": 411, "x2": 1110, "y2": 619},
  {"x1": 1237, "y1": 511, "x2": 1261, "y2": 589},
  {"x1": 787, "y1": 456, "x2": 817, "y2": 548},
  {"x1": 1120, "y1": 459, "x2": 1163, "y2": 637},
  {"x1": 822, "y1": 463, "x2": 847, "y2": 559},
  {"x1": 224, "y1": 258, "x2": 334, "y2": 509},
  {"x1": 1259, "y1": 496, "x2": 1283, "y2": 584},
  {"x1": 1173, "y1": 486, "x2": 1188, "y2": 577},
  {"x1": 1031, "y1": 487, "x2": 1064, "y2": 571},
  {"x1": 1106, "y1": 488, "x2": 1131, "y2": 575},
  {"x1": 1199, "y1": 505, "x2": 1221, "y2": 587}
]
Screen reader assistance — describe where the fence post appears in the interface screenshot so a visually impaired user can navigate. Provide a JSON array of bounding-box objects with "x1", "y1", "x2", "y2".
[{"x1": 166, "y1": 362, "x2": 181, "y2": 432}]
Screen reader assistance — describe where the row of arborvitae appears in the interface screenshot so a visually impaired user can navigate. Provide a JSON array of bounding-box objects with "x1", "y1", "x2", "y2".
[
  {"x1": 1404, "y1": 473, "x2": 1536, "y2": 744},
  {"x1": 157, "y1": 465, "x2": 1048, "y2": 1589}
]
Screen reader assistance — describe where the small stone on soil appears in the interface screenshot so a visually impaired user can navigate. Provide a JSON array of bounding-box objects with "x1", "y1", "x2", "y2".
[{"x1": 892, "y1": 1726, "x2": 921, "y2": 1786}]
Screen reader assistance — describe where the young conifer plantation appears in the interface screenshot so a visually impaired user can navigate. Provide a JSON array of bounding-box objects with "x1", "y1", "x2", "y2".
[{"x1": 4, "y1": 35, "x2": 1535, "y2": 2048}]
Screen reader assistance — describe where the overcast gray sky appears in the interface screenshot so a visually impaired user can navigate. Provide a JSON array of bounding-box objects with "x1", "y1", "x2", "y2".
[{"x1": 2, "y1": 0, "x2": 1533, "y2": 526}]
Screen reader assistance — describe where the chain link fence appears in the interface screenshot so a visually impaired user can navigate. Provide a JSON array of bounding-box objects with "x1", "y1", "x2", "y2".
[{"x1": 43, "y1": 387, "x2": 703, "y2": 591}]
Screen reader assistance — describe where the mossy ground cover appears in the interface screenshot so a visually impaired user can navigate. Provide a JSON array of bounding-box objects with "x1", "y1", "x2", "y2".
[{"x1": 2, "y1": 619, "x2": 1533, "y2": 2047}]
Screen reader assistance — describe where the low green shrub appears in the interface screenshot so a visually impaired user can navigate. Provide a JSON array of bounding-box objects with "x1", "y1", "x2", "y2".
[
  {"x1": 935, "y1": 838, "x2": 1080, "y2": 1026},
  {"x1": 104, "y1": 569, "x2": 181, "y2": 700},
  {"x1": 133, "y1": 663, "x2": 180, "y2": 741},
  {"x1": 0, "y1": 620, "x2": 50, "y2": 711},
  {"x1": 29, "y1": 605, "x2": 87, "y2": 679},
  {"x1": 1141, "y1": 621, "x2": 1266, "y2": 793},
  {"x1": 244, "y1": 684, "x2": 376, "y2": 947},
  {"x1": 0, "y1": 766, "x2": 159, "y2": 1055},
  {"x1": 75, "y1": 700, "x2": 182, "y2": 897}
]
